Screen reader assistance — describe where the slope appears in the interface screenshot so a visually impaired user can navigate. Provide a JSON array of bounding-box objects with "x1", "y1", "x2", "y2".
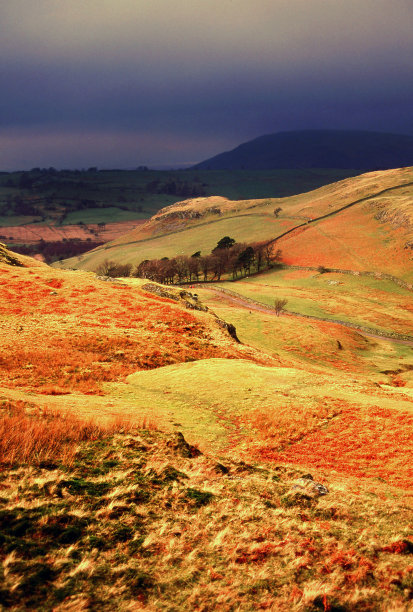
[{"x1": 1, "y1": 245, "x2": 412, "y2": 490}]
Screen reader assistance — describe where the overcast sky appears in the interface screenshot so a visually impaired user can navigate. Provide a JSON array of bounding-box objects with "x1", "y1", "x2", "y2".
[{"x1": 1, "y1": 0, "x2": 412, "y2": 170}]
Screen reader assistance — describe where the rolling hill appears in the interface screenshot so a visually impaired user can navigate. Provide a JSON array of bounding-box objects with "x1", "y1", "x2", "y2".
[
  {"x1": 59, "y1": 166, "x2": 413, "y2": 282},
  {"x1": 192, "y1": 129, "x2": 413, "y2": 170},
  {"x1": 0, "y1": 166, "x2": 359, "y2": 262}
]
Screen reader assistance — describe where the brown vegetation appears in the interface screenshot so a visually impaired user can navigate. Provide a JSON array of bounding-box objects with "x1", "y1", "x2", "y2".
[{"x1": 0, "y1": 400, "x2": 135, "y2": 466}]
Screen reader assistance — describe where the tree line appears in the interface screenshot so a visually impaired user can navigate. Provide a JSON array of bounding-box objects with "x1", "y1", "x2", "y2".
[
  {"x1": 9, "y1": 239, "x2": 104, "y2": 263},
  {"x1": 96, "y1": 237, "x2": 282, "y2": 283}
]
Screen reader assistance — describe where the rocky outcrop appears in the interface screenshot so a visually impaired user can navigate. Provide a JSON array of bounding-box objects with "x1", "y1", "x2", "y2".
[
  {"x1": 0, "y1": 243, "x2": 23, "y2": 267},
  {"x1": 141, "y1": 283, "x2": 208, "y2": 312},
  {"x1": 167, "y1": 432, "x2": 202, "y2": 458},
  {"x1": 215, "y1": 318, "x2": 240, "y2": 343},
  {"x1": 283, "y1": 474, "x2": 329, "y2": 506}
]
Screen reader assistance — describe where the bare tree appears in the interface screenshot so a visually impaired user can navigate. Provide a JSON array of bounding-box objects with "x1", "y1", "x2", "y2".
[{"x1": 274, "y1": 298, "x2": 288, "y2": 316}]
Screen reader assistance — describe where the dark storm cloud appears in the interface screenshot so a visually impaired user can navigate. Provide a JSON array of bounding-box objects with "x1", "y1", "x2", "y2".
[{"x1": 1, "y1": 0, "x2": 413, "y2": 169}]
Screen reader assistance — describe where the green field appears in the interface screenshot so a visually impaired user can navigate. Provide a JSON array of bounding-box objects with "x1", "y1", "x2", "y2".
[
  {"x1": 61, "y1": 207, "x2": 146, "y2": 225},
  {"x1": 194, "y1": 282, "x2": 413, "y2": 387},
  {"x1": 0, "y1": 215, "x2": 40, "y2": 227}
]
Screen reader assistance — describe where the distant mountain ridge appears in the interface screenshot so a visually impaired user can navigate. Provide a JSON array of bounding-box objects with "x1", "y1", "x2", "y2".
[{"x1": 192, "y1": 130, "x2": 413, "y2": 170}]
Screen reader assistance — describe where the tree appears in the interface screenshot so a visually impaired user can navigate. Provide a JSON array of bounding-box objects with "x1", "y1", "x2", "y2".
[
  {"x1": 254, "y1": 242, "x2": 265, "y2": 272},
  {"x1": 274, "y1": 298, "x2": 288, "y2": 316},
  {"x1": 199, "y1": 255, "x2": 211, "y2": 281},
  {"x1": 212, "y1": 236, "x2": 235, "y2": 252},
  {"x1": 237, "y1": 246, "x2": 255, "y2": 276},
  {"x1": 188, "y1": 256, "x2": 201, "y2": 281},
  {"x1": 174, "y1": 255, "x2": 189, "y2": 283},
  {"x1": 96, "y1": 259, "x2": 132, "y2": 277}
]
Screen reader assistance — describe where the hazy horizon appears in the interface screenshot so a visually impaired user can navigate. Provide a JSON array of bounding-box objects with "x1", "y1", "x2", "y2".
[{"x1": 1, "y1": 1, "x2": 413, "y2": 170}]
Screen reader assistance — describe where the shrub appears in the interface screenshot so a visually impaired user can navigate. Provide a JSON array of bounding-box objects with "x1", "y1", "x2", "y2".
[{"x1": 274, "y1": 298, "x2": 288, "y2": 316}]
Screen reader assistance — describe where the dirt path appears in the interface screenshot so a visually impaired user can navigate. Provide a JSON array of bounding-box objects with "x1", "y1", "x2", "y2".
[{"x1": 204, "y1": 285, "x2": 413, "y2": 346}]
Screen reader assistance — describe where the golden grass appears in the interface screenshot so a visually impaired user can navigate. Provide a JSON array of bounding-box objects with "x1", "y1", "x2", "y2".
[
  {"x1": 0, "y1": 262, "x2": 257, "y2": 395},
  {"x1": 0, "y1": 427, "x2": 412, "y2": 610},
  {"x1": 0, "y1": 400, "x2": 150, "y2": 466}
]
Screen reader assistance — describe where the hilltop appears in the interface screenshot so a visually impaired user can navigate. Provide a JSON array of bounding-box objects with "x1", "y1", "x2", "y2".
[{"x1": 193, "y1": 129, "x2": 413, "y2": 170}]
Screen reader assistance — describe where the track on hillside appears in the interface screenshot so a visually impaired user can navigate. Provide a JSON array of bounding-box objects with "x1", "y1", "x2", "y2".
[{"x1": 203, "y1": 285, "x2": 413, "y2": 346}]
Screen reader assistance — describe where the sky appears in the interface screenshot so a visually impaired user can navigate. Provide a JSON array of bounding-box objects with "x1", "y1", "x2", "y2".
[{"x1": 1, "y1": 0, "x2": 413, "y2": 170}]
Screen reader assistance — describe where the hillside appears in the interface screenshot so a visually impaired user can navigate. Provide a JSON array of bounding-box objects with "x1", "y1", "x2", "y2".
[
  {"x1": 59, "y1": 166, "x2": 413, "y2": 282},
  {"x1": 1, "y1": 245, "x2": 413, "y2": 609},
  {"x1": 2, "y1": 245, "x2": 413, "y2": 610},
  {"x1": 192, "y1": 129, "x2": 413, "y2": 170}
]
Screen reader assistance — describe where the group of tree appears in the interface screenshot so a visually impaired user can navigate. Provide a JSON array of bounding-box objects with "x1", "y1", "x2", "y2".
[{"x1": 96, "y1": 237, "x2": 282, "y2": 283}]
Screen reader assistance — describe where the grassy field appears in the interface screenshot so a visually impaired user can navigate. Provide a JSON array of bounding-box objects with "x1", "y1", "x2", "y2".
[
  {"x1": 0, "y1": 167, "x2": 359, "y2": 220},
  {"x1": 61, "y1": 207, "x2": 147, "y2": 225},
  {"x1": 1, "y1": 404, "x2": 411, "y2": 611},
  {"x1": 194, "y1": 285, "x2": 413, "y2": 385},
  {"x1": 62, "y1": 213, "x2": 291, "y2": 271}
]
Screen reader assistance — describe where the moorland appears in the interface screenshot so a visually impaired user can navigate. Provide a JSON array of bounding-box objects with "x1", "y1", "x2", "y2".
[{"x1": 0, "y1": 166, "x2": 412, "y2": 610}]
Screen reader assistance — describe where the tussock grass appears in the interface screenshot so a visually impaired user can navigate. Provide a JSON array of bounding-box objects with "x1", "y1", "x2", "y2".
[
  {"x1": 0, "y1": 262, "x2": 251, "y2": 395},
  {"x1": 0, "y1": 428, "x2": 411, "y2": 610},
  {"x1": 0, "y1": 400, "x2": 144, "y2": 466}
]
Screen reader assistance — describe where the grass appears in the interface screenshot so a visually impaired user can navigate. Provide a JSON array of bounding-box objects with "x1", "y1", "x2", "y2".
[
  {"x1": 61, "y1": 207, "x2": 146, "y2": 225},
  {"x1": 0, "y1": 262, "x2": 254, "y2": 395},
  {"x1": 1, "y1": 243, "x2": 413, "y2": 610},
  {"x1": 0, "y1": 405, "x2": 411, "y2": 611},
  {"x1": 0, "y1": 215, "x2": 41, "y2": 228},
  {"x1": 123, "y1": 358, "x2": 413, "y2": 489},
  {"x1": 195, "y1": 284, "x2": 413, "y2": 385},
  {"x1": 215, "y1": 266, "x2": 413, "y2": 337},
  {"x1": 61, "y1": 212, "x2": 290, "y2": 270},
  {"x1": 0, "y1": 400, "x2": 134, "y2": 466},
  {"x1": 278, "y1": 204, "x2": 413, "y2": 281}
]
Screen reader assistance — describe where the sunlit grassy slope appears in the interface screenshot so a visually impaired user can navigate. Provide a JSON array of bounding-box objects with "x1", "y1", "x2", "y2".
[
  {"x1": 2, "y1": 407, "x2": 412, "y2": 611},
  {"x1": 1, "y1": 244, "x2": 413, "y2": 609},
  {"x1": 59, "y1": 167, "x2": 413, "y2": 281},
  {"x1": 194, "y1": 283, "x2": 413, "y2": 384},
  {"x1": 214, "y1": 267, "x2": 413, "y2": 337}
]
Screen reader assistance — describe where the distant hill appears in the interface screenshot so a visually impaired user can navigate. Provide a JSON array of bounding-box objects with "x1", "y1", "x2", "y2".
[{"x1": 192, "y1": 130, "x2": 413, "y2": 170}]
